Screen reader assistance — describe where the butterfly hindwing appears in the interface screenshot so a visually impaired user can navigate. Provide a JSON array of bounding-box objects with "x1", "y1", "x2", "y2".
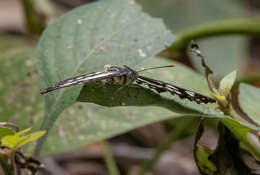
[{"x1": 136, "y1": 76, "x2": 216, "y2": 104}]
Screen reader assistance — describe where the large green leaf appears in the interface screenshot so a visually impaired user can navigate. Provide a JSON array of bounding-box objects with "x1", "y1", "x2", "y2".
[
  {"x1": 77, "y1": 59, "x2": 260, "y2": 159},
  {"x1": 136, "y1": 0, "x2": 246, "y2": 78},
  {"x1": 239, "y1": 84, "x2": 260, "y2": 125},
  {"x1": 35, "y1": 0, "x2": 260, "y2": 158},
  {"x1": 40, "y1": 58, "x2": 218, "y2": 156},
  {"x1": 39, "y1": 59, "x2": 260, "y2": 157},
  {"x1": 78, "y1": 58, "x2": 218, "y2": 115},
  {"x1": 36, "y1": 0, "x2": 174, "y2": 155}
]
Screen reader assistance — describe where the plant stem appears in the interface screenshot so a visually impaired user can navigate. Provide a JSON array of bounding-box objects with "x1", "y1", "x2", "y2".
[
  {"x1": 170, "y1": 18, "x2": 260, "y2": 54},
  {"x1": 102, "y1": 141, "x2": 121, "y2": 175},
  {"x1": 20, "y1": 0, "x2": 45, "y2": 35},
  {"x1": 234, "y1": 75, "x2": 260, "y2": 88},
  {"x1": 132, "y1": 117, "x2": 197, "y2": 175}
]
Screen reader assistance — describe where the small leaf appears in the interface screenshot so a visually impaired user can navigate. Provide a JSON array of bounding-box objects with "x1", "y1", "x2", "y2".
[
  {"x1": 219, "y1": 70, "x2": 237, "y2": 97},
  {"x1": 195, "y1": 146, "x2": 217, "y2": 173},
  {"x1": 0, "y1": 128, "x2": 15, "y2": 139},
  {"x1": 1, "y1": 128, "x2": 46, "y2": 151},
  {"x1": 16, "y1": 128, "x2": 32, "y2": 136},
  {"x1": 195, "y1": 121, "x2": 255, "y2": 175},
  {"x1": 194, "y1": 120, "x2": 217, "y2": 175},
  {"x1": 239, "y1": 84, "x2": 260, "y2": 125}
]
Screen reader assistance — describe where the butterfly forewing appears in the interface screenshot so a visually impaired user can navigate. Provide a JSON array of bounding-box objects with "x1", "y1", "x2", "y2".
[
  {"x1": 40, "y1": 70, "x2": 122, "y2": 94},
  {"x1": 136, "y1": 76, "x2": 216, "y2": 104}
]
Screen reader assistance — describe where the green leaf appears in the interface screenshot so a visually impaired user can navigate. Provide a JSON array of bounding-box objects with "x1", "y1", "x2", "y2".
[
  {"x1": 38, "y1": 58, "x2": 260, "y2": 157},
  {"x1": 1, "y1": 128, "x2": 46, "y2": 151},
  {"x1": 239, "y1": 84, "x2": 260, "y2": 126},
  {"x1": 195, "y1": 146, "x2": 217, "y2": 174},
  {"x1": 78, "y1": 58, "x2": 216, "y2": 114},
  {"x1": 219, "y1": 117, "x2": 260, "y2": 159},
  {"x1": 194, "y1": 121, "x2": 217, "y2": 175},
  {"x1": 36, "y1": 0, "x2": 174, "y2": 155},
  {"x1": 35, "y1": 0, "x2": 260, "y2": 158},
  {"x1": 194, "y1": 121, "x2": 255, "y2": 175},
  {"x1": 0, "y1": 128, "x2": 15, "y2": 139},
  {"x1": 40, "y1": 58, "x2": 219, "y2": 156},
  {"x1": 219, "y1": 70, "x2": 237, "y2": 97}
]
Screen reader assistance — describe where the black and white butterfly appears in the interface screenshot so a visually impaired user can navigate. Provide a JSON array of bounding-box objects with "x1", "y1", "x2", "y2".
[{"x1": 41, "y1": 65, "x2": 216, "y2": 104}]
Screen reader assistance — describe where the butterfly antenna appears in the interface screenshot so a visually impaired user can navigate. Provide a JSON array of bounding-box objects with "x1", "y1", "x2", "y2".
[
  {"x1": 40, "y1": 86, "x2": 59, "y2": 94},
  {"x1": 137, "y1": 65, "x2": 175, "y2": 73}
]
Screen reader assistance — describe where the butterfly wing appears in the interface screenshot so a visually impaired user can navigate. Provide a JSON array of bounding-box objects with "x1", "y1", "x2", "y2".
[
  {"x1": 136, "y1": 76, "x2": 216, "y2": 104},
  {"x1": 41, "y1": 70, "x2": 122, "y2": 94}
]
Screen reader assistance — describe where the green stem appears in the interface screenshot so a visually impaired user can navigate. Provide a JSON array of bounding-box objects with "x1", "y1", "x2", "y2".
[
  {"x1": 102, "y1": 141, "x2": 121, "y2": 175},
  {"x1": 228, "y1": 103, "x2": 248, "y2": 123},
  {"x1": 20, "y1": 0, "x2": 45, "y2": 35},
  {"x1": 170, "y1": 18, "x2": 260, "y2": 53},
  {"x1": 234, "y1": 75, "x2": 260, "y2": 89},
  {"x1": 133, "y1": 117, "x2": 197, "y2": 175}
]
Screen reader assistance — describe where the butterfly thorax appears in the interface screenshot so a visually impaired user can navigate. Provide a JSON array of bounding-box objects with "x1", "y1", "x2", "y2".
[{"x1": 105, "y1": 65, "x2": 138, "y2": 86}]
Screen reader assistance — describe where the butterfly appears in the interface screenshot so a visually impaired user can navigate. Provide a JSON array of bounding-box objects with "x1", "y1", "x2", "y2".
[{"x1": 41, "y1": 65, "x2": 216, "y2": 104}]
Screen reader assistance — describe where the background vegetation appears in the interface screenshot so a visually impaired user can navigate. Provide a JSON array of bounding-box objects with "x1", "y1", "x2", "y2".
[{"x1": 0, "y1": 0, "x2": 260, "y2": 174}]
